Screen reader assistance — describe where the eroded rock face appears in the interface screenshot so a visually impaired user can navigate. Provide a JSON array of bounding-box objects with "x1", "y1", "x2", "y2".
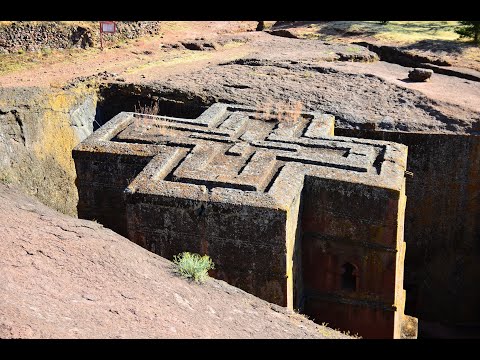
[
  {"x1": 0, "y1": 183, "x2": 350, "y2": 339},
  {"x1": 0, "y1": 82, "x2": 98, "y2": 216},
  {"x1": 181, "y1": 40, "x2": 218, "y2": 51},
  {"x1": 336, "y1": 128, "x2": 480, "y2": 326},
  {"x1": 267, "y1": 29, "x2": 299, "y2": 39}
]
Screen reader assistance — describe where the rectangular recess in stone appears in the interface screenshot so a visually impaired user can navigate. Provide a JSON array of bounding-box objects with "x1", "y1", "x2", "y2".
[{"x1": 216, "y1": 112, "x2": 249, "y2": 138}]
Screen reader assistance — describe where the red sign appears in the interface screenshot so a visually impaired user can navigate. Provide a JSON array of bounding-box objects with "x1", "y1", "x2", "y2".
[{"x1": 100, "y1": 21, "x2": 116, "y2": 33}]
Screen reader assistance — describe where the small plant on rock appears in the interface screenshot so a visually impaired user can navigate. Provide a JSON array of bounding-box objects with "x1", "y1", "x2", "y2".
[
  {"x1": 134, "y1": 100, "x2": 159, "y2": 115},
  {"x1": 173, "y1": 252, "x2": 215, "y2": 284}
]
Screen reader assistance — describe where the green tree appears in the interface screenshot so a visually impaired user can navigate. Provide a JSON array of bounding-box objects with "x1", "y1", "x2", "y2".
[{"x1": 455, "y1": 21, "x2": 480, "y2": 44}]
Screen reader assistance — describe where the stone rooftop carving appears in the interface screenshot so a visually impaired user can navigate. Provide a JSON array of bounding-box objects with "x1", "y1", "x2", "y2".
[{"x1": 77, "y1": 103, "x2": 405, "y2": 195}]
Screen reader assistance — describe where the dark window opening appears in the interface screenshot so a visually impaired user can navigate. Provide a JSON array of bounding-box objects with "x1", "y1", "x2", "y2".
[{"x1": 341, "y1": 262, "x2": 357, "y2": 291}]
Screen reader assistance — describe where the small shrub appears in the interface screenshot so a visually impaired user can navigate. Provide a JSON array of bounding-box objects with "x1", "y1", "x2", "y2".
[
  {"x1": 173, "y1": 252, "x2": 215, "y2": 283},
  {"x1": 134, "y1": 100, "x2": 159, "y2": 115},
  {"x1": 257, "y1": 99, "x2": 303, "y2": 124},
  {"x1": 455, "y1": 21, "x2": 480, "y2": 44},
  {"x1": 41, "y1": 47, "x2": 52, "y2": 56}
]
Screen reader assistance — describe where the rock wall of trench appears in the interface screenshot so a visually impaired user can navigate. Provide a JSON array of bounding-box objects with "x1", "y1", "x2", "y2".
[
  {"x1": 0, "y1": 82, "x2": 98, "y2": 216},
  {"x1": 336, "y1": 128, "x2": 480, "y2": 324}
]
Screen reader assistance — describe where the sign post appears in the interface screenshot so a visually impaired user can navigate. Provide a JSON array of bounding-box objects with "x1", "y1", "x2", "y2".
[{"x1": 99, "y1": 21, "x2": 116, "y2": 50}]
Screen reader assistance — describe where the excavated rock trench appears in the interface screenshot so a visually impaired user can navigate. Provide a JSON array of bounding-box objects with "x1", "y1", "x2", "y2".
[{"x1": 1, "y1": 35, "x2": 480, "y2": 337}]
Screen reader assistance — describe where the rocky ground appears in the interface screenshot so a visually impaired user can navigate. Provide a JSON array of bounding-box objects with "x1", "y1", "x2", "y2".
[
  {"x1": 107, "y1": 32, "x2": 480, "y2": 134},
  {"x1": 1, "y1": 22, "x2": 478, "y2": 137},
  {"x1": 143, "y1": 55, "x2": 479, "y2": 134},
  {"x1": 0, "y1": 182, "x2": 350, "y2": 339},
  {"x1": 1, "y1": 19, "x2": 479, "y2": 240}
]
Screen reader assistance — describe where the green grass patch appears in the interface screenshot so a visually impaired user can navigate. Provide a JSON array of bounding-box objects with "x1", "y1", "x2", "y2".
[{"x1": 173, "y1": 252, "x2": 215, "y2": 284}]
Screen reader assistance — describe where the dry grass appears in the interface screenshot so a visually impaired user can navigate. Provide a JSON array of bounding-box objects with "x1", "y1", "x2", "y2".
[
  {"x1": 158, "y1": 21, "x2": 189, "y2": 32},
  {"x1": 291, "y1": 21, "x2": 480, "y2": 71},
  {"x1": 374, "y1": 21, "x2": 460, "y2": 43},
  {"x1": 290, "y1": 310, "x2": 361, "y2": 339},
  {"x1": 134, "y1": 102, "x2": 178, "y2": 138},
  {"x1": 0, "y1": 172, "x2": 13, "y2": 184},
  {"x1": 222, "y1": 40, "x2": 248, "y2": 49},
  {"x1": 257, "y1": 99, "x2": 304, "y2": 124},
  {"x1": 299, "y1": 21, "x2": 461, "y2": 44},
  {"x1": 0, "y1": 46, "x2": 102, "y2": 76},
  {"x1": 134, "y1": 101, "x2": 159, "y2": 115},
  {"x1": 464, "y1": 47, "x2": 480, "y2": 62},
  {"x1": 124, "y1": 50, "x2": 214, "y2": 75},
  {"x1": 318, "y1": 321, "x2": 362, "y2": 338},
  {"x1": 0, "y1": 50, "x2": 52, "y2": 75}
]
